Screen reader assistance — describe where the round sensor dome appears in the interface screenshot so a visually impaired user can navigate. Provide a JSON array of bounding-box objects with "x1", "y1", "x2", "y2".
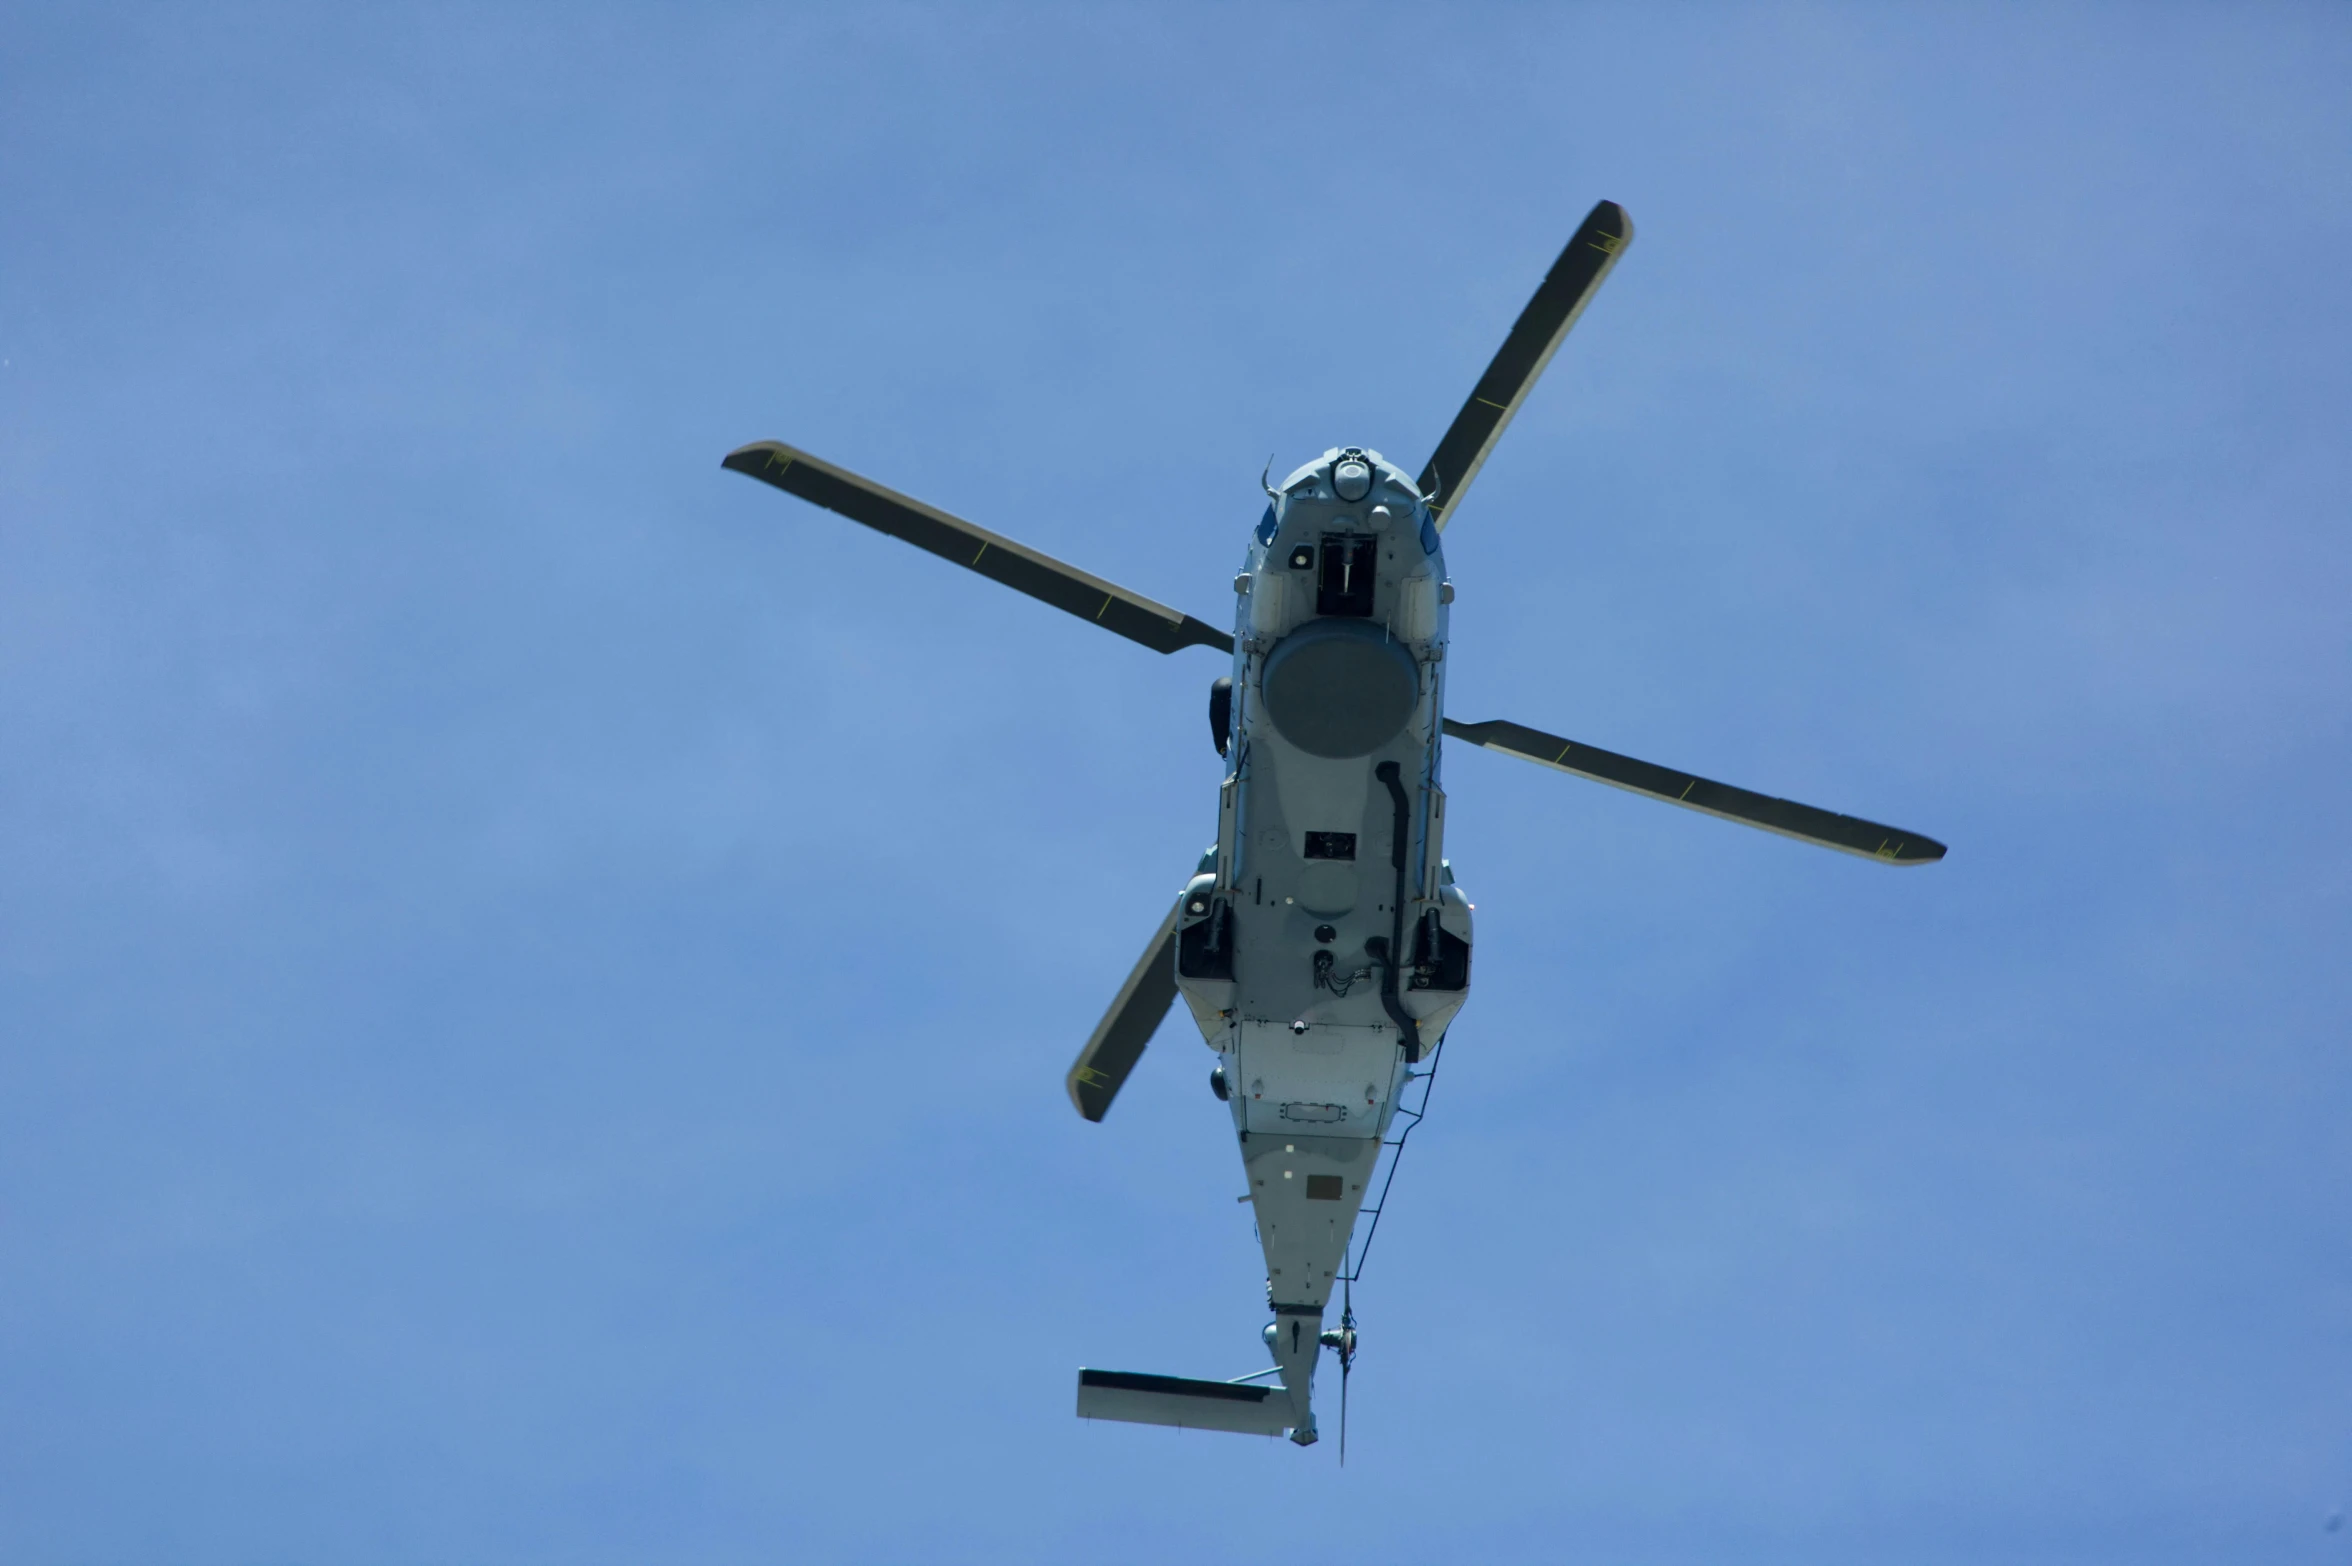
[
  {"x1": 1261, "y1": 620, "x2": 1419, "y2": 758},
  {"x1": 1332, "y1": 458, "x2": 1372, "y2": 502}
]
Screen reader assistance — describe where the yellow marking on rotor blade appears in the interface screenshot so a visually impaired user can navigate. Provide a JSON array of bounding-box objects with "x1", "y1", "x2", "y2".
[
  {"x1": 1876, "y1": 841, "x2": 1899, "y2": 861},
  {"x1": 1096, "y1": 595, "x2": 1113, "y2": 620},
  {"x1": 1474, "y1": 397, "x2": 1510, "y2": 412},
  {"x1": 1073, "y1": 1066, "x2": 1108, "y2": 1087},
  {"x1": 1589, "y1": 233, "x2": 1623, "y2": 256},
  {"x1": 971, "y1": 542, "x2": 988, "y2": 566},
  {"x1": 767, "y1": 452, "x2": 794, "y2": 477},
  {"x1": 1678, "y1": 780, "x2": 1697, "y2": 801},
  {"x1": 1551, "y1": 743, "x2": 1572, "y2": 766}
]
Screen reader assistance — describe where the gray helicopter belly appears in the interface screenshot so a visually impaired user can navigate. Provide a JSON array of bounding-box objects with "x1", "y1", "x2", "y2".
[
  {"x1": 1160, "y1": 443, "x2": 1479, "y2": 1424},
  {"x1": 1228, "y1": 745, "x2": 1414, "y2": 1056},
  {"x1": 1220, "y1": 732, "x2": 1425, "y2": 1313},
  {"x1": 1242, "y1": 1129, "x2": 1380, "y2": 1310}
]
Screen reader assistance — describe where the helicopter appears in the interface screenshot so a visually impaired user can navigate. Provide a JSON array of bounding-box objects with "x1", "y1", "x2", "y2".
[{"x1": 722, "y1": 200, "x2": 1945, "y2": 1452}]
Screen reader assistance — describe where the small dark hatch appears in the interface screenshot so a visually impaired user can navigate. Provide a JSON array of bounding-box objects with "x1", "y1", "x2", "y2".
[{"x1": 1317, "y1": 536, "x2": 1378, "y2": 617}]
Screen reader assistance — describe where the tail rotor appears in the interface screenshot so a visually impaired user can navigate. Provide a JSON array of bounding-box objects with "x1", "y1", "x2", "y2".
[{"x1": 1320, "y1": 1286, "x2": 1359, "y2": 1464}]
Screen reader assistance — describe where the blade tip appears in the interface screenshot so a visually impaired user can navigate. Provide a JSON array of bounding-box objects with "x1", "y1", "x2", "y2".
[
  {"x1": 1578, "y1": 198, "x2": 1632, "y2": 246},
  {"x1": 721, "y1": 440, "x2": 783, "y2": 474},
  {"x1": 1067, "y1": 1074, "x2": 1111, "y2": 1122}
]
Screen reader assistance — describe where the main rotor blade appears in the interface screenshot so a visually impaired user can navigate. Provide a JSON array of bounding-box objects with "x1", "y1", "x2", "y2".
[
  {"x1": 1065, "y1": 896, "x2": 1184, "y2": 1122},
  {"x1": 1417, "y1": 201, "x2": 1633, "y2": 531},
  {"x1": 723, "y1": 441, "x2": 1235, "y2": 656},
  {"x1": 1443, "y1": 718, "x2": 1947, "y2": 865}
]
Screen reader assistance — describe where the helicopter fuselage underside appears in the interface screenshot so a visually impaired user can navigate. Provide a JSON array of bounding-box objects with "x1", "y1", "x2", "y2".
[{"x1": 1171, "y1": 446, "x2": 1476, "y2": 1434}]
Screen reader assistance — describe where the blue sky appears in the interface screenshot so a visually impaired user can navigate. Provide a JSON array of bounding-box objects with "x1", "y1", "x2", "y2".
[{"x1": 4, "y1": 5, "x2": 2349, "y2": 1562}]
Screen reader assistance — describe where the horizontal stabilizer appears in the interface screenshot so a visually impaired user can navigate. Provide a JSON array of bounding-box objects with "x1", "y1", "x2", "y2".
[{"x1": 1075, "y1": 1369, "x2": 1293, "y2": 1437}]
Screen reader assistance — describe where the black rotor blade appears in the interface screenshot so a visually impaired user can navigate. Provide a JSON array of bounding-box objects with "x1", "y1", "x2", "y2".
[
  {"x1": 1443, "y1": 718, "x2": 1947, "y2": 865},
  {"x1": 723, "y1": 441, "x2": 1234, "y2": 656},
  {"x1": 1065, "y1": 897, "x2": 1184, "y2": 1122},
  {"x1": 1418, "y1": 201, "x2": 1633, "y2": 531}
]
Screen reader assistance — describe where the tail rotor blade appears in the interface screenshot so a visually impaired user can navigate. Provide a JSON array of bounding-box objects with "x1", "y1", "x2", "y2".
[
  {"x1": 1337, "y1": 1324, "x2": 1351, "y2": 1465},
  {"x1": 1418, "y1": 201, "x2": 1633, "y2": 531},
  {"x1": 1064, "y1": 896, "x2": 1185, "y2": 1121},
  {"x1": 1335, "y1": 1286, "x2": 1357, "y2": 1466},
  {"x1": 1444, "y1": 717, "x2": 1947, "y2": 865}
]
